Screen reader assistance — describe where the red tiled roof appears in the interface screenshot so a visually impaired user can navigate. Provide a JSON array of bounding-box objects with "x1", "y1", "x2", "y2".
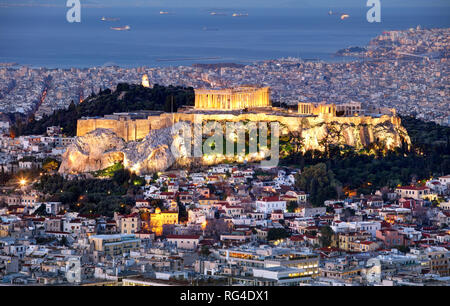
[
  {"x1": 360, "y1": 241, "x2": 376, "y2": 245},
  {"x1": 290, "y1": 235, "x2": 304, "y2": 241},
  {"x1": 396, "y1": 186, "x2": 429, "y2": 191},
  {"x1": 260, "y1": 196, "x2": 282, "y2": 202},
  {"x1": 123, "y1": 213, "x2": 140, "y2": 218},
  {"x1": 160, "y1": 192, "x2": 175, "y2": 195}
]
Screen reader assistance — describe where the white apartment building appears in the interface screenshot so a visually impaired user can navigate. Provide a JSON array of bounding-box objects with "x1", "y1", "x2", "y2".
[{"x1": 255, "y1": 196, "x2": 287, "y2": 215}]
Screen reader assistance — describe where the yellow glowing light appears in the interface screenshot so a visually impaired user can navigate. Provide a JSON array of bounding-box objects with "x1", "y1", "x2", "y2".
[
  {"x1": 142, "y1": 74, "x2": 150, "y2": 88},
  {"x1": 69, "y1": 155, "x2": 76, "y2": 163},
  {"x1": 19, "y1": 179, "x2": 27, "y2": 186},
  {"x1": 201, "y1": 221, "x2": 207, "y2": 230},
  {"x1": 130, "y1": 164, "x2": 141, "y2": 174}
]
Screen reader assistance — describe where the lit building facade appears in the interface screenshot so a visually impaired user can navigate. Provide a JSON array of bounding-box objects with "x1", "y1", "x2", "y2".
[
  {"x1": 141, "y1": 74, "x2": 150, "y2": 88},
  {"x1": 298, "y1": 102, "x2": 336, "y2": 116},
  {"x1": 218, "y1": 247, "x2": 320, "y2": 282},
  {"x1": 149, "y1": 208, "x2": 178, "y2": 236},
  {"x1": 194, "y1": 86, "x2": 270, "y2": 110},
  {"x1": 298, "y1": 102, "x2": 362, "y2": 117}
]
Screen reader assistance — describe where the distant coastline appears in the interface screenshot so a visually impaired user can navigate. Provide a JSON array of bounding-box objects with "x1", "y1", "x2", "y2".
[
  {"x1": 156, "y1": 57, "x2": 222, "y2": 62},
  {"x1": 1, "y1": 6, "x2": 448, "y2": 69},
  {"x1": 0, "y1": 62, "x2": 18, "y2": 67}
]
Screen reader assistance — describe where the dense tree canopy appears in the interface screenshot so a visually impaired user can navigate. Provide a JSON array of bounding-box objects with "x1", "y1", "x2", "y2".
[
  {"x1": 319, "y1": 226, "x2": 334, "y2": 247},
  {"x1": 33, "y1": 172, "x2": 144, "y2": 217},
  {"x1": 295, "y1": 163, "x2": 340, "y2": 207},
  {"x1": 267, "y1": 228, "x2": 289, "y2": 241}
]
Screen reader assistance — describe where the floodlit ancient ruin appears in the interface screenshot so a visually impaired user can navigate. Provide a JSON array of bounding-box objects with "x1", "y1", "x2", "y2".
[{"x1": 60, "y1": 86, "x2": 411, "y2": 174}]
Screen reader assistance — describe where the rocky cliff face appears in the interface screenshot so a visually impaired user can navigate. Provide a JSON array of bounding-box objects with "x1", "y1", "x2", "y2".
[
  {"x1": 122, "y1": 125, "x2": 182, "y2": 174},
  {"x1": 60, "y1": 124, "x2": 188, "y2": 175},
  {"x1": 60, "y1": 115, "x2": 410, "y2": 175},
  {"x1": 299, "y1": 117, "x2": 410, "y2": 152},
  {"x1": 59, "y1": 128, "x2": 126, "y2": 173}
]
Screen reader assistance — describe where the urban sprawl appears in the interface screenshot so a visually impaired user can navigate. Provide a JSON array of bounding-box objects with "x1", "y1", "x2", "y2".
[{"x1": 0, "y1": 27, "x2": 448, "y2": 286}]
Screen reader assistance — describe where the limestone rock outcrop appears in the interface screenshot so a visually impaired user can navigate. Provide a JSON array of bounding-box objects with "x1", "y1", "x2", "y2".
[
  {"x1": 122, "y1": 125, "x2": 182, "y2": 174},
  {"x1": 60, "y1": 115, "x2": 410, "y2": 175},
  {"x1": 298, "y1": 117, "x2": 410, "y2": 152},
  {"x1": 59, "y1": 128, "x2": 126, "y2": 173},
  {"x1": 60, "y1": 124, "x2": 188, "y2": 175}
]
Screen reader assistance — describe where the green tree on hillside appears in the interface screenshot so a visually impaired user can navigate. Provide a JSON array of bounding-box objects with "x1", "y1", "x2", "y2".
[
  {"x1": 267, "y1": 228, "x2": 289, "y2": 241},
  {"x1": 295, "y1": 163, "x2": 340, "y2": 207}
]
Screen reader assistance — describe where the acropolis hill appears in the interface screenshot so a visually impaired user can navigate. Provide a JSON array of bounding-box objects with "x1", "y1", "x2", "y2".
[{"x1": 61, "y1": 85, "x2": 411, "y2": 174}]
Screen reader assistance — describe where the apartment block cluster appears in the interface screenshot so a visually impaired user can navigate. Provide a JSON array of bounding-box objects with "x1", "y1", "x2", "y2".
[
  {"x1": 0, "y1": 66, "x2": 143, "y2": 119},
  {"x1": 0, "y1": 162, "x2": 449, "y2": 286},
  {"x1": 0, "y1": 27, "x2": 448, "y2": 127},
  {"x1": 0, "y1": 126, "x2": 74, "y2": 174},
  {"x1": 364, "y1": 27, "x2": 449, "y2": 60}
]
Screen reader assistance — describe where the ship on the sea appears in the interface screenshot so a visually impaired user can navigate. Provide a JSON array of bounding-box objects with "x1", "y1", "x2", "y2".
[
  {"x1": 111, "y1": 25, "x2": 131, "y2": 31},
  {"x1": 160, "y1": 11, "x2": 169, "y2": 15},
  {"x1": 210, "y1": 12, "x2": 227, "y2": 16},
  {"x1": 328, "y1": 10, "x2": 350, "y2": 20},
  {"x1": 232, "y1": 13, "x2": 248, "y2": 17},
  {"x1": 101, "y1": 17, "x2": 120, "y2": 22},
  {"x1": 203, "y1": 27, "x2": 219, "y2": 31}
]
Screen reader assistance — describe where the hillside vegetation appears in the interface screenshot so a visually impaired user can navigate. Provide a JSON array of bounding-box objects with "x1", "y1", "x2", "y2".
[{"x1": 13, "y1": 83, "x2": 195, "y2": 136}]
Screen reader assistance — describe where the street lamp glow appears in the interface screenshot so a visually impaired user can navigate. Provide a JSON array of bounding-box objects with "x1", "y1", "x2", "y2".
[{"x1": 19, "y1": 179, "x2": 27, "y2": 186}]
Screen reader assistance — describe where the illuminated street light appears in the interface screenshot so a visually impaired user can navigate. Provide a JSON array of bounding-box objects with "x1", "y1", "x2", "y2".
[{"x1": 201, "y1": 221, "x2": 207, "y2": 230}]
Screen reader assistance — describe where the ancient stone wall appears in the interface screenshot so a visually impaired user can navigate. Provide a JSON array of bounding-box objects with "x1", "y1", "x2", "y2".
[{"x1": 77, "y1": 116, "x2": 171, "y2": 142}]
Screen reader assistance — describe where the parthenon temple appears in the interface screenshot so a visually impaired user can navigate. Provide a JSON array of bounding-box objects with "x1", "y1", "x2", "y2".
[{"x1": 194, "y1": 86, "x2": 271, "y2": 110}]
